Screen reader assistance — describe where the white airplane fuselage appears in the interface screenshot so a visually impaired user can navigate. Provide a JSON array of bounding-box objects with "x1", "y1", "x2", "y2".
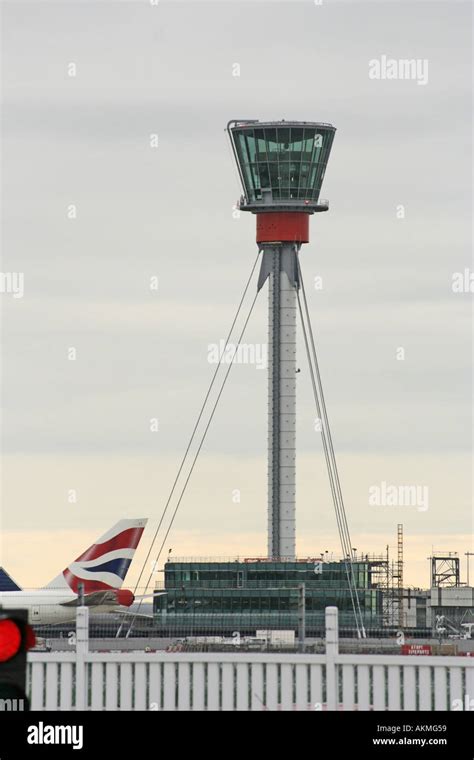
[{"x1": 0, "y1": 590, "x2": 123, "y2": 625}]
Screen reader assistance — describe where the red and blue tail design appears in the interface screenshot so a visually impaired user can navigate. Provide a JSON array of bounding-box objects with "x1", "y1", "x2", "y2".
[{"x1": 44, "y1": 519, "x2": 147, "y2": 592}]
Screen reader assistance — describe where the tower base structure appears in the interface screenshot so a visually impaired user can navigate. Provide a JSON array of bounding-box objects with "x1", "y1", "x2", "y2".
[
  {"x1": 258, "y1": 243, "x2": 299, "y2": 560},
  {"x1": 256, "y1": 211, "x2": 308, "y2": 560}
]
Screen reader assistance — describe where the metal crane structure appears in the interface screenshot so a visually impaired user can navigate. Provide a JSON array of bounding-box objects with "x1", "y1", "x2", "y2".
[{"x1": 430, "y1": 553, "x2": 461, "y2": 588}]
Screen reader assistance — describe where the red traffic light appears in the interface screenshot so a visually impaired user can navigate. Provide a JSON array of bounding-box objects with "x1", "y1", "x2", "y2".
[
  {"x1": 0, "y1": 619, "x2": 22, "y2": 662},
  {"x1": 25, "y1": 624, "x2": 36, "y2": 651}
]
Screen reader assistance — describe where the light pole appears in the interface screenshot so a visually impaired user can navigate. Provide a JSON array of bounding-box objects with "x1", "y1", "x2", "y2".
[{"x1": 465, "y1": 552, "x2": 474, "y2": 586}]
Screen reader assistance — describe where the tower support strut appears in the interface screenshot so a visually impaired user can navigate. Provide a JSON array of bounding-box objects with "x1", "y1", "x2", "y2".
[{"x1": 258, "y1": 244, "x2": 299, "y2": 560}]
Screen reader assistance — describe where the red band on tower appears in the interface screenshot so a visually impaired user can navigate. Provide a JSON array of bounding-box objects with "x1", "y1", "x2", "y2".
[{"x1": 256, "y1": 212, "x2": 310, "y2": 244}]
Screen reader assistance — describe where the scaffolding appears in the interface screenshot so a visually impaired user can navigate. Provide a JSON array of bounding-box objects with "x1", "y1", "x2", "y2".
[
  {"x1": 367, "y1": 526, "x2": 404, "y2": 629},
  {"x1": 396, "y1": 524, "x2": 404, "y2": 629},
  {"x1": 430, "y1": 553, "x2": 460, "y2": 588},
  {"x1": 369, "y1": 547, "x2": 402, "y2": 628}
]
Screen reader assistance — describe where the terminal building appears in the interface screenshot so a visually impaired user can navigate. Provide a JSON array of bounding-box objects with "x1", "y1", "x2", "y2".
[
  {"x1": 153, "y1": 557, "x2": 384, "y2": 637},
  {"x1": 152, "y1": 560, "x2": 474, "y2": 640}
]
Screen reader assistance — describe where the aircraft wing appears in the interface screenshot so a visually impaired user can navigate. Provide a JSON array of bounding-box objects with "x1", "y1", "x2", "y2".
[
  {"x1": 110, "y1": 610, "x2": 154, "y2": 621},
  {"x1": 60, "y1": 590, "x2": 118, "y2": 607}
]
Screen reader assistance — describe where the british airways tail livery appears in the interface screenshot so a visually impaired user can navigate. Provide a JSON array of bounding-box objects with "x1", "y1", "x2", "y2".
[
  {"x1": 0, "y1": 519, "x2": 148, "y2": 626},
  {"x1": 45, "y1": 518, "x2": 147, "y2": 593}
]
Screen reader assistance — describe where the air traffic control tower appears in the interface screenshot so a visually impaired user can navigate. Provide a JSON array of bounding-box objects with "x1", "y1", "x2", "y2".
[
  {"x1": 227, "y1": 120, "x2": 336, "y2": 560},
  {"x1": 153, "y1": 122, "x2": 384, "y2": 638}
]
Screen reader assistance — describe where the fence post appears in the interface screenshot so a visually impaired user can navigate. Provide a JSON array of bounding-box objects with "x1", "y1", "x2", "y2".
[
  {"x1": 325, "y1": 606, "x2": 338, "y2": 711},
  {"x1": 298, "y1": 583, "x2": 306, "y2": 653},
  {"x1": 75, "y1": 606, "x2": 89, "y2": 711}
]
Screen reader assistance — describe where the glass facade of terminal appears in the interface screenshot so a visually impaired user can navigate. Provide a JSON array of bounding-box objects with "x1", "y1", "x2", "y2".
[
  {"x1": 231, "y1": 124, "x2": 335, "y2": 204},
  {"x1": 153, "y1": 560, "x2": 383, "y2": 636}
]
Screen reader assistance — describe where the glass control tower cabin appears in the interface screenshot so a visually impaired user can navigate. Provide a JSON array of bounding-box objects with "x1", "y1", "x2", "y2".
[{"x1": 230, "y1": 119, "x2": 335, "y2": 211}]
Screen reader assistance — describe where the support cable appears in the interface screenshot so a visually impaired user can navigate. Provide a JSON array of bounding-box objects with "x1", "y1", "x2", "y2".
[
  {"x1": 129, "y1": 251, "x2": 261, "y2": 606},
  {"x1": 297, "y1": 290, "x2": 362, "y2": 638},
  {"x1": 126, "y1": 282, "x2": 261, "y2": 637},
  {"x1": 297, "y1": 258, "x2": 366, "y2": 637}
]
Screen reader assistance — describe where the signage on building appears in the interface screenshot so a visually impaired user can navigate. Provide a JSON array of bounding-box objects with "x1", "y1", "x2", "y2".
[{"x1": 401, "y1": 644, "x2": 432, "y2": 656}]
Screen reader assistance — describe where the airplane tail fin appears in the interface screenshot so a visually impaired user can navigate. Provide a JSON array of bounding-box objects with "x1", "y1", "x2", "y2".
[
  {"x1": 44, "y1": 519, "x2": 147, "y2": 592},
  {"x1": 0, "y1": 567, "x2": 22, "y2": 591}
]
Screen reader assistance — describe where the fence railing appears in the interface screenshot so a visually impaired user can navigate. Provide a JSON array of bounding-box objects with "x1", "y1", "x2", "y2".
[{"x1": 27, "y1": 607, "x2": 474, "y2": 711}]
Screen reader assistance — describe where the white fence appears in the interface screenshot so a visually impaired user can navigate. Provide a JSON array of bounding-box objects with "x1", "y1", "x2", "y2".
[{"x1": 27, "y1": 607, "x2": 474, "y2": 711}]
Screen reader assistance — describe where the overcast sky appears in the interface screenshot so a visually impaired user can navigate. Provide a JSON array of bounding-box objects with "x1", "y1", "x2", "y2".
[{"x1": 1, "y1": 0, "x2": 472, "y2": 589}]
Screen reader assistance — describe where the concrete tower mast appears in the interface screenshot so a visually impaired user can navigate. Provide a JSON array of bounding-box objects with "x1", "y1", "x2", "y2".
[{"x1": 228, "y1": 120, "x2": 336, "y2": 560}]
